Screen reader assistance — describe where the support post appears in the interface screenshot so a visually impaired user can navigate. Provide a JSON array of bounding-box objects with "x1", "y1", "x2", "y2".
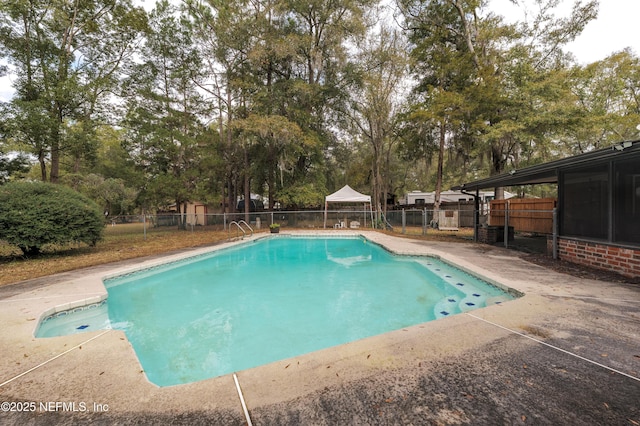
[
  {"x1": 402, "y1": 209, "x2": 406, "y2": 234},
  {"x1": 504, "y1": 201, "x2": 509, "y2": 249},
  {"x1": 422, "y1": 208, "x2": 427, "y2": 236},
  {"x1": 460, "y1": 188, "x2": 479, "y2": 242},
  {"x1": 473, "y1": 204, "x2": 478, "y2": 243},
  {"x1": 552, "y1": 207, "x2": 558, "y2": 260},
  {"x1": 323, "y1": 202, "x2": 327, "y2": 229}
]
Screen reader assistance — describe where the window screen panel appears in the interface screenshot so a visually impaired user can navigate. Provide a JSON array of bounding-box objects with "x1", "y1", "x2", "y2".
[
  {"x1": 562, "y1": 164, "x2": 609, "y2": 240},
  {"x1": 614, "y1": 157, "x2": 640, "y2": 245}
]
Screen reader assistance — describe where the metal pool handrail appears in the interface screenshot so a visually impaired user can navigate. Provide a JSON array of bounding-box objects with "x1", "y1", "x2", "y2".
[
  {"x1": 228, "y1": 220, "x2": 253, "y2": 240},
  {"x1": 238, "y1": 220, "x2": 253, "y2": 237}
]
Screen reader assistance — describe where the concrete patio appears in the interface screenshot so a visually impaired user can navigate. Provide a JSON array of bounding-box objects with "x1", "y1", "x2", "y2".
[{"x1": 0, "y1": 231, "x2": 638, "y2": 425}]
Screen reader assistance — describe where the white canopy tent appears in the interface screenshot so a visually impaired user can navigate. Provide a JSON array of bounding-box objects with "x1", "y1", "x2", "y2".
[{"x1": 323, "y1": 185, "x2": 374, "y2": 228}]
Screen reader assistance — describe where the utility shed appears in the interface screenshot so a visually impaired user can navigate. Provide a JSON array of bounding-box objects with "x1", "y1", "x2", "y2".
[{"x1": 452, "y1": 140, "x2": 640, "y2": 278}]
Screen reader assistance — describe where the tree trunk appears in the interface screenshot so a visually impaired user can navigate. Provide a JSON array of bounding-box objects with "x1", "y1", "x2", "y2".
[
  {"x1": 450, "y1": 0, "x2": 480, "y2": 70},
  {"x1": 49, "y1": 128, "x2": 60, "y2": 183},
  {"x1": 227, "y1": 178, "x2": 234, "y2": 214},
  {"x1": 38, "y1": 149, "x2": 47, "y2": 182},
  {"x1": 268, "y1": 152, "x2": 275, "y2": 210},
  {"x1": 244, "y1": 148, "x2": 250, "y2": 223},
  {"x1": 176, "y1": 200, "x2": 186, "y2": 229},
  {"x1": 491, "y1": 141, "x2": 506, "y2": 199},
  {"x1": 433, "y1": 120, "x2": 446, "y2": 227}
]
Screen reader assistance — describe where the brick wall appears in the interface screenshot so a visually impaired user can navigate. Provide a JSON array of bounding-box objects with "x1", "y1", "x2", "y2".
[
  {"x1": 478, "y1": 226, "x2": 514, "y2": 244},
  {"x1": 478, "y1": 226, "x2": 498, "y2": 244},
  {"x1": 558, "y1": 238, "x2": 640, "y2": 278}
]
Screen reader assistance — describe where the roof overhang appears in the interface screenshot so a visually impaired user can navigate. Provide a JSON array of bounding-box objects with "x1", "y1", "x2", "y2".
[{"x1": 451, "y1": 139, "x2": 640, "y2": 192}]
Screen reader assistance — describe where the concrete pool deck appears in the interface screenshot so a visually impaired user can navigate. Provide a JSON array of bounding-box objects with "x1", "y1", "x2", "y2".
[{"x1": 0, "y1": 231, "x2": 638, "y2": 425}]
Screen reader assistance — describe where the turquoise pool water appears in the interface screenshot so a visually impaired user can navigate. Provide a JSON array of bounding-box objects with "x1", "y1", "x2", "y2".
[
  {"x1": 38, "y1": 236, "x2": 516, "y2": 386},
  {"x1": 36, "y1": 300, "x2": 110, "y2": 338}
]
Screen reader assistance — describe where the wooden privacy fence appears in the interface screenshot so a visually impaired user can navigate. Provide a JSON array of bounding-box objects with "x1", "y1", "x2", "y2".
[{"x1": 489, "y1": 198, "x2": 557, "y2": 234}]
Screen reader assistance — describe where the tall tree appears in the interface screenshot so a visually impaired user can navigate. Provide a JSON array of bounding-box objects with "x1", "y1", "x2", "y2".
[
  {"x1": 346, "y1": 25, "x2": 408, "y2": 216},
  {"x1": 398, "y1": 0, "x2": 478, "y2": 206},
  {"x1": 187, "y1": 0, "x2": 377, "y2": 211},
  {"x1": 399, "y1": 0, "x2": 599, "y2": 198},
  {"x1": 122, "y1": 0, "x2": 208, "y2": 225},
  {"x1": 563, "y1": 49, "x2": 640, "y2": 153},
  {"x1": 479, "y1": 0, "x2": 599, "y2": 188},
  {"x1": 0, "y1": 0, "x2": 147, "y2": 182},
  {"x1": 268, "y1": 0, "x2": 376, "y2": 184},
  {"x1": 0, "y1": 107, "x2": 30, "y2": 183},
  {"x1": 185, "y1": 0, "x2": 256, "y2": 213}
]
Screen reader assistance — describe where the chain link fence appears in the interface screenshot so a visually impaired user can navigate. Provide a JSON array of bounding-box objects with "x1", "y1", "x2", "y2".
[
  {"x1": 104, "y1": 206, "x2": 555, "y2": 256},
  {"x1": 105, "y1": 210, "x2": 376, "y2": 235},
  {"x1": 105, "y1": 208, "x2": 471, "y2": 237}
]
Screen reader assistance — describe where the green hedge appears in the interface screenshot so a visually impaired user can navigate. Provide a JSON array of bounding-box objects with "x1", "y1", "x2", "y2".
[{"x1": 0, "y1": 181, "x2": 104, "y2": 256}]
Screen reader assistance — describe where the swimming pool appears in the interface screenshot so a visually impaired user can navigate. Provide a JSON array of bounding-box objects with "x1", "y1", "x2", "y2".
[{"x1": 37, "y1": 236, "x2": 517, "y2": 386}]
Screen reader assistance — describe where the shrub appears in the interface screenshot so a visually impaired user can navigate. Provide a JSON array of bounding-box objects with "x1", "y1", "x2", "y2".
[{"x1": 0, "y1": 181, "x2": 104, "y2": 256}]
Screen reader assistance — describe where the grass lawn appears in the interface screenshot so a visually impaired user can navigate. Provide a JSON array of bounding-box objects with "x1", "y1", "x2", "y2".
[
  {"x1": 0, "y1": 224, "x2": 250, "y2": 287},
  {"x1": 0, "y1": 225, "x2": 473, "y2": 287}
]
